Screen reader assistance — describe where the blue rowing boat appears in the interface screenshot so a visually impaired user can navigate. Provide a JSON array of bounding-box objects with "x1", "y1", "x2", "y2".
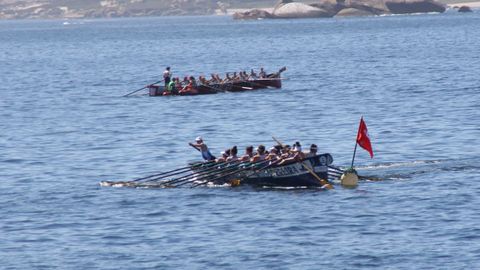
[{"x1": 191, "y1": 154, "x2": 337, "y2": 187}]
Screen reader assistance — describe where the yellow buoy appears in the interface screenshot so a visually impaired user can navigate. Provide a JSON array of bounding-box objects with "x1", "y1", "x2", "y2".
[
  {"x1": 341, "y1": 171, "x2": 359, "y2": 187},
  {"x1": 230, "y1": 179, "x2": 241, "y2": 187}
]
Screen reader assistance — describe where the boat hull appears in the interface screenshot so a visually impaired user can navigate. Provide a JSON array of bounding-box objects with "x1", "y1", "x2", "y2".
[
  {"x1": 148, "y1": 85, "x2": 217, "y2": 96},
  {"x1": 147, "y1": 67, "x2": 284, "y2": 96},
  {"x1": 191, "y1": 154, "x2": 334, "y2": 188}
]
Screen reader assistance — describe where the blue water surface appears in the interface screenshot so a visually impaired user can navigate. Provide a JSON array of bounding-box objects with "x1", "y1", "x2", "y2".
[{"x1": 1, "y1": 12, "x2": 479, "y2": 269}]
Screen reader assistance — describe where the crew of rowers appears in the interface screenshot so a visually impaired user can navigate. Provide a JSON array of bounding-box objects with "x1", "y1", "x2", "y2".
[
  {"x1": 189, "y1": 137, "x2": 319, "y2": 166},
  {"x1": 162, "y1": 66, "x2": 270, "y2": 95}
]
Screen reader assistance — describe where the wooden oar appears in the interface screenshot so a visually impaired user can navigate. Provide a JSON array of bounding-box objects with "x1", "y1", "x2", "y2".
[
  {"x1": 130, "y1": 160, "x2": 218, "y2": 183},
  {"x1": 158, "y1": 159, "x2": 243, "y2": 186},
  {"x1": 175, "y1": 164, "x2": 242, "y2": 187},
  {"x1": 192, "y1": 159, "x2": 272, "y2": 188},
  {"x1": 149, "y1": 161, "x2": 224, "y2": 185},
  {"x1": 123, "y1": 79, "x2": 164, "y2": 97},
  {"x1": 130, "y1": 166, "x2": 192, "y2": 183},
  {"x1": 172, "y1": 160, "x2": 247, "y2": 187},
  {"x1": 101, "y1": 161, "x2": 215, "y2": 187},
  {"x1": 187, "y1": 161, "x2": 253, "y2": 188},
  {"x1": 191, "y1": 159, "x2": 270, "y2": 188}
]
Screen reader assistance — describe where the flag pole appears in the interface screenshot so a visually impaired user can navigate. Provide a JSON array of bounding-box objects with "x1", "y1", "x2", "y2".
[
  {"x1": 351, "y1": 141, "x2": 358, "y2": 168},
  {"x1": 350, "y1": 117, "x2": 363, "y2": 168}
]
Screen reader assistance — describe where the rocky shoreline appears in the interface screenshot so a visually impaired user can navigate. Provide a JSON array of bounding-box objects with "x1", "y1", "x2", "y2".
[
  {"x1": 0, "y1": 0, "x2": 476, "y2": 20},
  {"x1": 0, "y1": 0, "x2": 221, "y2": 19},
  {"x1": 233, "y1": 0, "x2": 449, "y2": 20}
]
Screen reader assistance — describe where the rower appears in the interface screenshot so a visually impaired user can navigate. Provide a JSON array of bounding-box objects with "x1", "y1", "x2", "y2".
[
  {"x1": 293, "y1": 141, "x2": 302, "y2": 152},
  {"x1": 182, "y1": 76, "x2": 189, "y2": 85},
  {"x1": 280, "y1": 144, "x2": 292, "y2": 159},
  {"x1": 216, "y1": 151, "x2": 229, "y2": 163},
  {"x1": 189, "y1": 137, "x2": 216, "y2": 161},
  {"x1": 259, "y1": 67, "x2": 266, "y2": 78},
  {"x1": 276, "y1": 144, "x2": 293, "y2": 166},
  {"x1": 163, "y1": 67, "x2": 171, "y2": 87},
  {"x1": 165, "y1": 79, "x2": 176, "y2": 95},
  {"x1": 250, "y1": 69, "x2": 257, "y2": 79},
  {"x1": 266, "y1": 147, "x2": 279, "y2": 161},
  {"x1": 251, "y1": 145, "x2": 267, "y2": 162},
  {"x1": 179, "y1": 76, "x2": 199, "y2": 95},
  {"x1": 293, "y1": 141, "x2": 306, "y2": 160},
  {"x1": 226, "y1": 146, "x2": 239, "y2": 162},
  {"x1": 190, "y1": 76, "x2": 198, "y2": 88},
  {"x1": 210, "y1": 74, "x2": 218, "y2": 83},
  {"x1": 174, "y1": 77, "x2": 182, "y2": 91},
  {"x1": 239, "y1": 71, "x2": 247, "y2": 80},
  {"x1": 305, "y1": 144, "x2": 318, "y2": 158},
  {"x1": 268, "y1": 66, "x2": 287, "y2": 78},
  {"x1": 199, "y1": 76, "x2": 208, "y2": 85},
  {"x1": 240, "y1": 145, "x2": 254, "y2": 161}
]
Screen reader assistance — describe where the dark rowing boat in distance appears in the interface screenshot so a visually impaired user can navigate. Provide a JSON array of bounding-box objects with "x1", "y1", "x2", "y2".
[
  {"x1": 190, "y1": 153, "x2": 336, "y2": 188},
  {"x1": 148, "y1": 67, "x2": 286, "y2": 96}
]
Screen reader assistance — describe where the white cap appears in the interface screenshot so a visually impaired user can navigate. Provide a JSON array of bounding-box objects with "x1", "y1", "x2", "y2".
[{"x1": 195, "y1": 136, "x2": 203, "y2": 142}]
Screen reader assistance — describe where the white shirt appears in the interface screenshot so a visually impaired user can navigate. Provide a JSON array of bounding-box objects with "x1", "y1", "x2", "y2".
[{"x1": 163, "y1": 70, "x2": 171, "y2": 79}]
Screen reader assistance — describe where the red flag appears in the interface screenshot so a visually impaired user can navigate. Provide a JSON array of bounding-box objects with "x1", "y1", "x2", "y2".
[{"x1": 356, "y1": 117, "x2": 374, "y2": 158}]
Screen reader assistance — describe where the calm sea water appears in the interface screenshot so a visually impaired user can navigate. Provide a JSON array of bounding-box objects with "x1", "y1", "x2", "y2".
[{"x1": 1, "y1": 12, "x2": 479, "y2": 269}]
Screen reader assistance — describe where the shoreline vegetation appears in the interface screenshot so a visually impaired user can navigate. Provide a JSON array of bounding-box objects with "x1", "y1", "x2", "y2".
[{"x1": 0, "y1": 0, "x2": 477, "y2": 20}]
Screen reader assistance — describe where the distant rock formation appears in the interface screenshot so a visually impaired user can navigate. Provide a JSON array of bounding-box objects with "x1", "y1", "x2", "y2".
[
  {"x1": 232, "y1": 9, "x2": 274, "y2": 20},
  {"x1": 385, "y1": 0, "x2": 445, "y2": 14},
  {"x1": 335, "y1": 7, "x2": 375, "y2": 17},
  {"x1": 457, "y1": 5, "x2": 473, "y2": 12},
  {"x1": 0, "y1": 0, "x2": 448, "y2": 20},
  {"x1": 273, "y1": 2, "x2": 331, "y2": 18},
  {"x1": 233, "y1": 0, "x2": 446, "y2": 20},
  {"x1": 0, "y1": 0, "x2": 220, "y2": 19}
]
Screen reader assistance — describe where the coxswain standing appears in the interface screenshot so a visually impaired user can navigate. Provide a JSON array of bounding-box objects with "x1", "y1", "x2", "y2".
[
  {"x1": 163, "y1": 67, "x2": 171, "y2": 87},
  {"x1": 189, "y1": 137, "x2": 216, "y2": 161}
]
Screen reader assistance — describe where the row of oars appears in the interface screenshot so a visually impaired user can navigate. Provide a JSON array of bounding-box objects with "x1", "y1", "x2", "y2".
[
  {"x1": 100, "y1": 159, "x2": 271, "y2": 188},
  {"x1": 190, "y1": 159, "x2": 273, "y2": 188}
]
